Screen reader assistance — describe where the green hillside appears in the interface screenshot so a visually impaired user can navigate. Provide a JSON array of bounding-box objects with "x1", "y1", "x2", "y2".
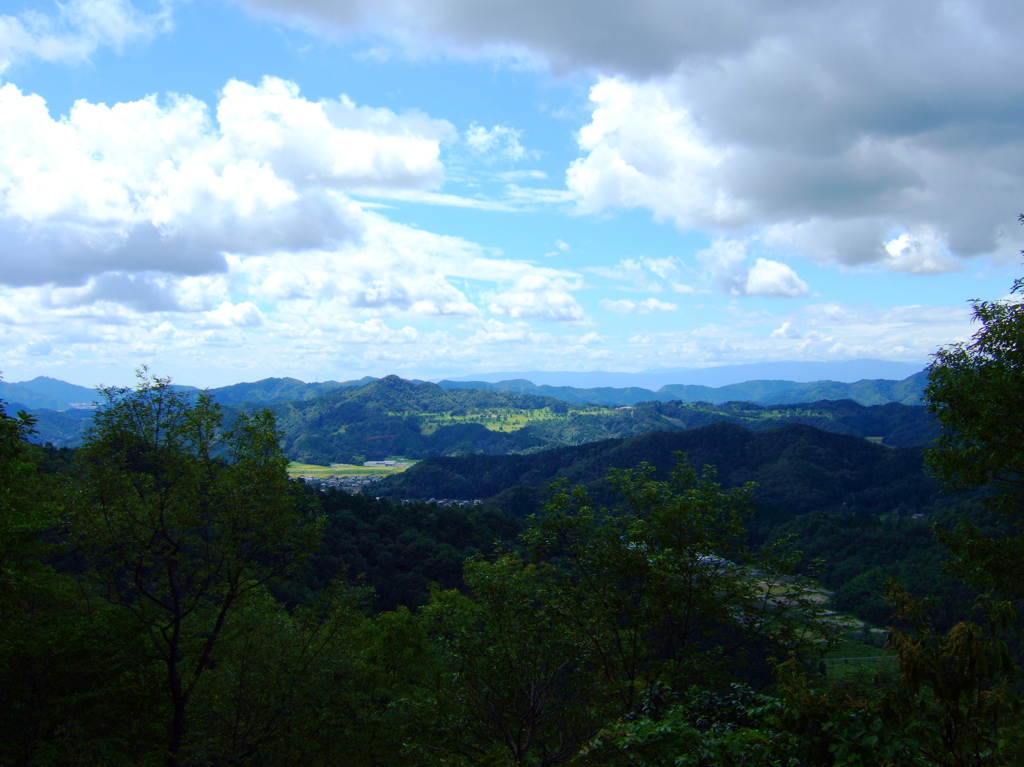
[
  {"x1": 376, "y1": 421, "x2": 983, "y2": 631},
  {"x1": 19, "y1": 373, "x2": 936, "y2": 455},
  {"x1": 377, "y1": 422, "x2": 943, "y2": 525},
  {"x1": 264, "y1": 374, "x2": 580, "y2": 464},
  {"x1": 267, "y1": 376, "x2": 935, "y2": 465},
  {"x1": 206, "y1": 375, "x2": 379, "y2": 405}
]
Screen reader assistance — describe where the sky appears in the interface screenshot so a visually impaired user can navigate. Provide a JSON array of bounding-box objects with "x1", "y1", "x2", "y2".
[{"x1": 1, "y1": 0, "x2": 1023, "y2": 387}]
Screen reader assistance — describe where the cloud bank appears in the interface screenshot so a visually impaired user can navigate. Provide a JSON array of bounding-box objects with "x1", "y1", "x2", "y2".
[
  {"x1": 0, "y1": 74, "x2": 599, "y2": 381},
  {"x1": 0, "y1": 76, "x2": 452, "y2": 288},
  {"x1": 240, "y1": 0, "x2": 1024, "y2": 270},
  {"x1": 0, "y1": 0, "x2": 1001, "y2": 382}
]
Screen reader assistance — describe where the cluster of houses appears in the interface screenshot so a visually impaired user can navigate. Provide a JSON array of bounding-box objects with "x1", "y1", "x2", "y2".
[
  {"x1": 292, "y1": 462, "x2": 482, "y2": 507},
  {"x1": 398, "y1": 498, "x2": 483, "y2": 508},
  {"x1": 296, "y1": 474, "x2": 385, "y2": 492}
]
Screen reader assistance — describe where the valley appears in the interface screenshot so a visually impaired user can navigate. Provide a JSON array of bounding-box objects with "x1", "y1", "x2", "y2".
[{"x1": 286, "y1": 461, "x2": 413, "y2": 478}]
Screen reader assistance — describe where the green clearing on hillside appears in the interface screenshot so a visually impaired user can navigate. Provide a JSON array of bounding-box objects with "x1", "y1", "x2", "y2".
[
  {"x1": 412, "y1": 405, "x2": 616, "y2": 435},
  {"x1": 824, "y1": 637, "x2": 894, "y2": 679},
  {"x1": 286, "y1": 461, "x2": 411, "y2": 478},
  {"x1": 827, "y1": 638, "x2": 888, "y2": 659}
]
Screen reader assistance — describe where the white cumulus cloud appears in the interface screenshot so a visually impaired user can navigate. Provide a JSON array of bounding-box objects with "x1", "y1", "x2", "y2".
[
  {"x1": 745, "y1": 259, "x2": 810, "y2": 298},
  {"x1": 200, "y1": 301, "x2": 265, "y2": 328},
  {"x1": 638, "y1": 297, "x2": 677, "y2": 312},
  {"x1": 567, "y1": 78, "x2": 735, "y2": 227},
  {"x1": 883, "y1": 229, "x2": 962, "y2": 275},
  {"x1": 600, "y1": 297, "x2": 677, "y2": 313},
  {"x1": 465, "y1": 122, "x2": 536, "y2": 162},
  {"x1": 770, "y1": 321, "x2": 801, "y2": 340},
  {"x1": 0, "y1": 77, "x2": 453, "y2": 288},
  {"x1": 600, "y1": 298, "x2": 635, "y2": 313},
  {"x1": 0, "y1": 0, "x2": 172, "y2": 71},
  {"x1": 486, "y1": 273, "x2": 586, "y2": 322},
  {"x1": 696, "y1": 240, "x2": 809, "y2": 297}
]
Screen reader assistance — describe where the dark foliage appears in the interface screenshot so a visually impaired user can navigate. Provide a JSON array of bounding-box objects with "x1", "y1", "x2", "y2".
[
  {"x1": 286, "y1": 488, "x2": 524, "y2": 611},
  {"x1": 380, "y1": 423, "x2": 944, "y2": 535},
  {"x1": 771, "y1": 501, "x2": 993, "y2": 631}
]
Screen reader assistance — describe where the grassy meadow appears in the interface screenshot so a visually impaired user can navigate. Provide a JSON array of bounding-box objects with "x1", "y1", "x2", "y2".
[
  {"x1": 287, "y1": 461, "x2": 412, "y2": 478},
  {"x1": 414, "y1": 405, "x2": 616, "y2": 435}
]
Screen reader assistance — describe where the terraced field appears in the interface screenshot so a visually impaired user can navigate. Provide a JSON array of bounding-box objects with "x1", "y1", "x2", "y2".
[
  {"x1": 287, "y1": 461, "x2": 412, "y2": 478},
  {"x1": 414, "y1": 405, "x2": 615, "y2": 435},
  {"x1": 824, "y1": 637, "x2": 894, "y2": 679}
]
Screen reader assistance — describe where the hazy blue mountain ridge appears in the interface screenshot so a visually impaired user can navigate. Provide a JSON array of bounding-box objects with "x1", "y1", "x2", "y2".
[
  {"x1": 0, "y1": 378, "x2": 98, "y2": 410},
  {"x1": 18, "y1": 376, "x2": 106, "y2": 405},
  {"x1": 442, "y1": 359, "x2": 924, "y2": 389},
  {"x1": 0, "y1": 374, "x2": 382, "y2": 411},
  {"x1": 3, "y1": 369, "x2": 925, "y2": 412},
  {"x1": 439, "y1": 370, "x2": 928, "y2": 407},
  {"x1": 0, "y1": 384, "x2": 66, "y2": 411}
]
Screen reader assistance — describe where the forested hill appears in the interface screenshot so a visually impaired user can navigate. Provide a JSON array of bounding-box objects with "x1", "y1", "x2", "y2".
[
  {"x1": 267, "y1": 387, "x2": 935, "y2": 465},
  {"x1": 378, "y1": 422, "x2": 947, "y2": 535},
  {"x1": 627, "y1": 398, "x2": 935, "y2": 447},
  {"x1": 267, "y1": 374, "x2": 576, "y2": 463},
  {"x1": 204, "y1": 375, "x2": 376, "y2": 404},
  {"x1": 17, "y1": 371, "x2": 936, "y2": 456},
  {"x1": 269, "y1": 380, "x2": 932, "y2": 464}
]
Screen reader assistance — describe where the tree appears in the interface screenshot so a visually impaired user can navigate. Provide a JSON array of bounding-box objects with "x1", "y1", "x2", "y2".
[
  {"x1": 411, "y1": 458, "x2": 834, "y2": 766},
  {"x1": 0, "y1": 397, "x2": 154, "y2": 765},
  {"x1": 925, "y1": 267, "x2": 1024, "y2": 595},
  {"x1": 72, "y1": 370, "x2": 321, "y2": 765},
  {"x1": 522, "y1": 460, "x2": 834, "y2": 704},
  {"x1": 759, "y1": 261, "x2": 1024, "y2": 767},
  {"x1": 414, "y1": 554, "x2": 610, "y2": 766},
  {"x1": 768, "y1": 583, "x2": 1024, "y2": 767}
]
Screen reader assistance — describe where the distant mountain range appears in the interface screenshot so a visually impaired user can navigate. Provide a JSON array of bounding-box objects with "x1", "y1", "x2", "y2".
[
  {"x1": 438, "y1": 371, "x2": 928, "y2": 407},
  {"x1": 440, "y1": 359, "x2": 926, "y2": 389},
  {"x1": 1, "y1": 366, "x2": 927, "y2": 414},
  {"x1": 0, "y1": 377, "x2": 106, "y2": 410},
  {"x1": 7, "y1": 372, "x2": 937, "y2": 460},
  {"x1": 0, "y1": 375, "x2": 379, "y2": 412}
]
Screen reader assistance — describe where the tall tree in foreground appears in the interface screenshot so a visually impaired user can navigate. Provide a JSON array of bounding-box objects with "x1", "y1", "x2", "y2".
[
  {"x1": 72, "y1": 371, "x2": 321, "y2": 765},
  {"x1": 0, "y1": 397, "x2": 157, "y2": 764},
  {"x1": 925, "y1": 267, "x2": 1024, "y2": 597},
  {"x1": 745, "y1": 265, "x2": 1024, "y2": 767}
]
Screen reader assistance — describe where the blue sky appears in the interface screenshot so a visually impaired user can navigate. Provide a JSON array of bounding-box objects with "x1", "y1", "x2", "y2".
[{"x1": 1, "y1": 0, "x2": 1022, "y2": 387}]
